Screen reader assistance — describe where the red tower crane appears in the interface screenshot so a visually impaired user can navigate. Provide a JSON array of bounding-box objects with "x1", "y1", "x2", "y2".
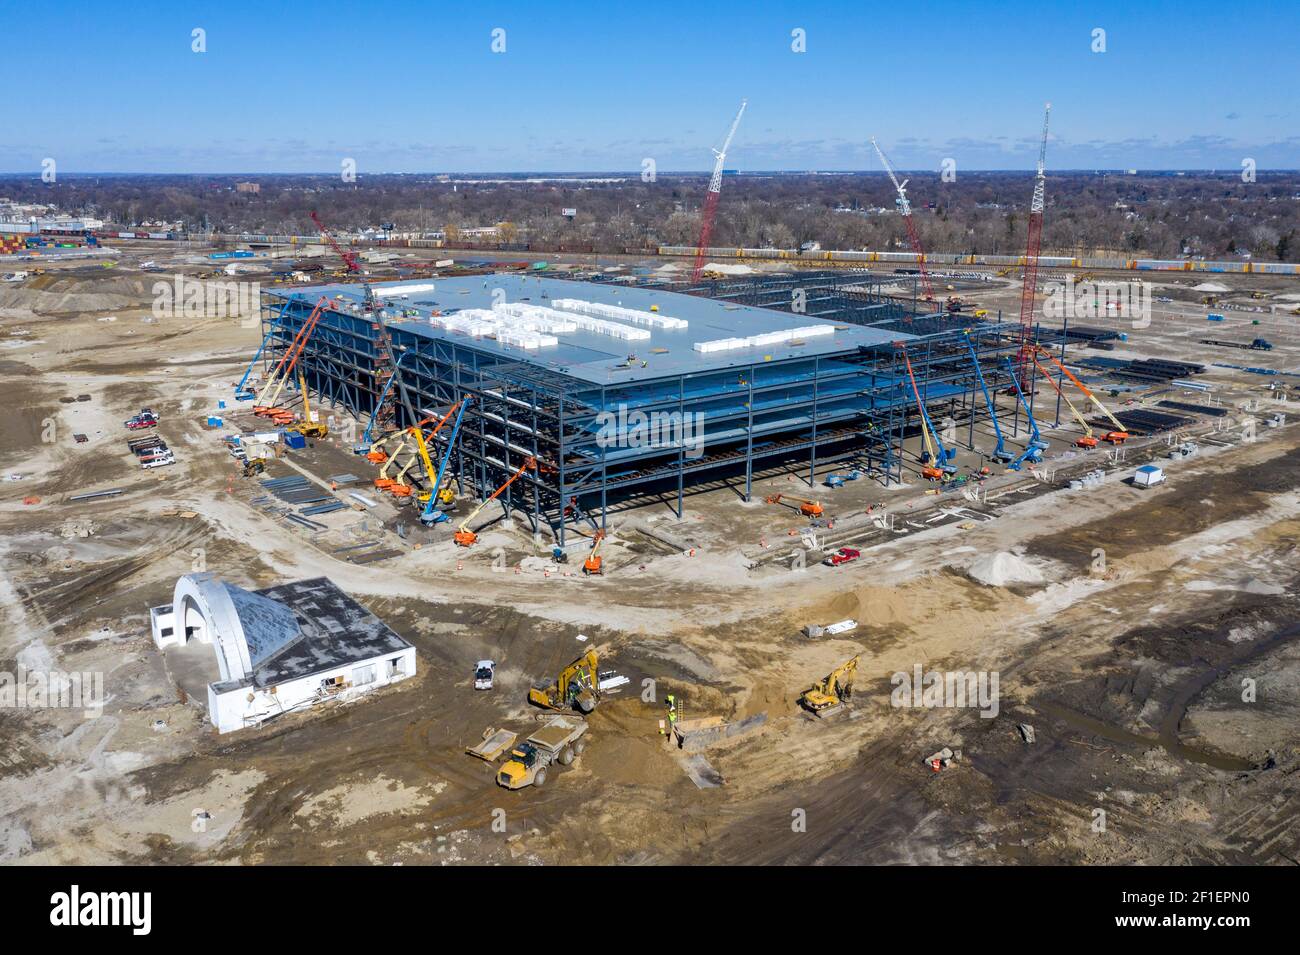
[
  {"x1": 691, "y1": 99, "x2": 747, "y2": 284},
  {"x1": 871, "y1": 138, "x2": 934, "y2": 303},
  {"x1": 1016, "y1": 103, "x2": 1052, "y2": 382}
]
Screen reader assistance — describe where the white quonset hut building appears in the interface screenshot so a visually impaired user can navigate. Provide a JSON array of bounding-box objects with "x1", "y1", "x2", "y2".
[{"x1": 150, "y1": 574, "x2": 415, "y2": 734}]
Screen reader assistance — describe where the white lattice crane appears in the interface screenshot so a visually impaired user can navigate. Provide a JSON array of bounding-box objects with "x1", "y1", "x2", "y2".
[
  {"x1": 871, "y1": 137, "x2": 934, "y2": 302},
  {"x1": 691, "y1": 99, "x2": 747, "y2": 283}
]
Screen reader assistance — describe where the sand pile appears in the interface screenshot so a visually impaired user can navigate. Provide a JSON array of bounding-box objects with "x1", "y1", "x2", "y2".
[
  {"x1": 968, "y1": 551, "x2": 1045, "y2": 587},
  {"x1": 1193, "y1": 281, "x2": 1230, "y2": 293}
]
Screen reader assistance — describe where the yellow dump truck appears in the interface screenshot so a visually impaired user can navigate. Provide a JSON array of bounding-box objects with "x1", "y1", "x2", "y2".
[{"x1": 496, "y1": 716, "x2": 589, "y2": 790}]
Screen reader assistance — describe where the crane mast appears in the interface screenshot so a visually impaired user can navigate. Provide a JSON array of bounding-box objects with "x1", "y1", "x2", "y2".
[
  {"x1": 691, "y1": 99, "x2": 747, "y2": 283},
  {"x1": 1016, "y1": 103, "x2": 1051, "y2": 381},
  {"x1": 871, "y1": 138, "x2": 934, "y2": 302}
]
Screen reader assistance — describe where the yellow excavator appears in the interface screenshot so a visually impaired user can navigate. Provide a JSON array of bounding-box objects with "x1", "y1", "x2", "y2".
[
  {"x1": 529, "y1": 649, "x2": 601, "y2": 714},
  {"x1": 799, "y1": 655, "x2": 859, "y2": 718}
]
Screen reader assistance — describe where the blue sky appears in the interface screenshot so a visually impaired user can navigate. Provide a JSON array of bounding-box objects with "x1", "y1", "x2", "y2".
[{"x1": 3, "y1": 0, "x2": 1296, "y2": 173}]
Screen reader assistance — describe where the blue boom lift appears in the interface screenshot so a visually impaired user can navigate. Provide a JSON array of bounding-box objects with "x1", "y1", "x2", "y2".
[
  {"x1": 1003, "y1": 356, "x2": 1048, "y2": 470},
  {"x1": 233, "y1": 300, "x2": 292, "y2": 400},
  {"x1": 962, "y1": 333, "x2": 1013, "y2": 463},
  {"x1": 420, "y1": 397, "x2": 472, "y2": 525}
]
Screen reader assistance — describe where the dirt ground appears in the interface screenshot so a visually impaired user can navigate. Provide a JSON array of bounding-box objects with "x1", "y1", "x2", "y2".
[{"x1": 1, "y1": 248, "x2": 1298, "y2": 866}]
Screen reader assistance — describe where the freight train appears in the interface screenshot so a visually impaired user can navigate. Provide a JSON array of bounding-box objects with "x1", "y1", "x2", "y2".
[{"x1": 657, "y1": 245, "x2": 1300, "y2": 275}]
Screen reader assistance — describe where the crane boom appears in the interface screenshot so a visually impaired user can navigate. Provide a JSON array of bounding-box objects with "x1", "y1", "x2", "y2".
[
  {"x1": 961, "y1": 332, "x2": 1013, "y2": 462},
  {"x1": 1016, "y1": 103, "x2": 1051, "y2": 381},
  {"x1": 1032, "y1": 346, "x2": 1128, "y2": 436},
  {"x1": 1003, "y1": 356, "x2": 1048, "y2": 470},
  {"x1": 453, "y1": 457, "x2": 538, "y2": 546},
  {"x1": 871, "y1": 138, "x2": 934, "y2": 302},
  {"x1": 1029, "y1": 353, "x2": 1094, "y2": 443},
  {"x1": 254, "y1": 297, "x2": 328, "y2": 413},
  {"x1": 421, "y1": 398, "x2": 472, "y2": 525},
  {"x1": 897, "y1": 344, "x2": 955, "y2": 477},
  {"x1": 691, "y1": 99, "x2": 747, "y2": 283}
]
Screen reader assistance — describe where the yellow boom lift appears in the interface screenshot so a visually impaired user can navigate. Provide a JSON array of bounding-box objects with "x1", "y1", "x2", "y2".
[
  {"x1": 1033, "y1": 347, "x2": 1129, "y2": 444},
  {"x1": 529, "y1": 649, "x2": 601, "y2": 714},
  {"x1": 1029, "y1": 353, "x2": 1098, "y2": 448},
  {"x1": 374, "y1": 435, "x2": 412, "y2": 490},
  {"x1": 799, "y1": 655, "x2": 859, "y2": 718},
  {"x1": 285, "y1": 371, "x2": 328, "y2": 439}
]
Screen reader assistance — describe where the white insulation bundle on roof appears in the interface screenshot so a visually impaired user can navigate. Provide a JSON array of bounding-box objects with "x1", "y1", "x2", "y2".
[
  {"x1": 692, "y1": 324, "x2": 836, "y2": 353},
  {"x1": 491, "y1": 302, "x2": 579, "y2": 333},
  {"x1": 550, "y1": 297, "x2": 688, "y2": 329}
]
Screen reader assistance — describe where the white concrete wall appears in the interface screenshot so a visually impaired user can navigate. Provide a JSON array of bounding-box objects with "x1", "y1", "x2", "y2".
[
  {"x1": 150, "y1": 606, "x2": 180, "y2": 649},
  {"x1": 207, "y1": 646, "x2": 416, "y2": 734}
]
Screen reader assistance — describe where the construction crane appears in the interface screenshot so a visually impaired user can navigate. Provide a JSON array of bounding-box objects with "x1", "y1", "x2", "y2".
[
  {"x1": 309, "y1": 210, "x2": 372, "y2": 309},
  {"x1": 1028, "y1": 352, "x2": 1097, "y2": 448},
  {"x1": 897, "y1": 343, "x2": 957, "y2": 479},
  {"x1": 962, "y1": 332, "x2": 1013, "y2": 463},
  {"x1": 355, "y1": 352, "x2": 408, "y2": 455},
  {"x1": 528, "y1": 649, "x2": 600, "y2": 714},
  {"x1": 691, "y1": 99, "x2": 747, "y2": 284},
  {"x1": 1003, "y1": 356, "x2": 1048, "y2": 470},
  {"x1": 453, "y1": 457, "x2": 537, "y2": 547},
  {"x1": 871, "y1": 138, "x2": 934, "y2": 302},
  {"x1": 252, "y1": 296, "x2": 328, "y2": 418},
  {"x1": 764, "y1": 493, "x2": 824, "y2": 518},
  {"x1": 799, "y1": 655, "x2": 859, "y2": 718},
  {"x1": 1033, "y1": 346, "x2": 1129, "y2": 443},
  {"x1": 419, "y1": 398, "x2": 472, "y2": 525},
  {"x1": 583, "y1": 530, "x2": 606, "y2": 576},
  {"x1": 1016, "y1": 103, "x2": 1052, "y2": 384}
]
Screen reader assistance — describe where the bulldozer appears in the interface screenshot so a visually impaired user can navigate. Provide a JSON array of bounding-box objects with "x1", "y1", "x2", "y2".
[
  {"x1": 799, "y1": 655, "x2": 859, "y2": 718},
  {"x1": 529, "y1": 649, "x2": 601, "y2": 714}
]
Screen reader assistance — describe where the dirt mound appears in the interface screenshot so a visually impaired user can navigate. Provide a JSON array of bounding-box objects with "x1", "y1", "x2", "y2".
[{"x1": 968, "y1": 551, "x2": 1044, "y2": 587}]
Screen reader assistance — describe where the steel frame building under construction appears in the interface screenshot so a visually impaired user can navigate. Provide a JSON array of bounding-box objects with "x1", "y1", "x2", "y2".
[{"x1": 257, "y1": 271, "x2": 1055, "y2": 546}]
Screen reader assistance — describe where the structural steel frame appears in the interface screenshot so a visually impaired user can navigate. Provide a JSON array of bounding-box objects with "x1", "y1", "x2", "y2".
[{"x1": 260, "y1": 274, "x2": 1057, "y2": 546}]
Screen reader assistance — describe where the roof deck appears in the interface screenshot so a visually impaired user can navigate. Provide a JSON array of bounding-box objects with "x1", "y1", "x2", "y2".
[{"x1": 279, "y1": 274, "x2": 911, "y2": 386}]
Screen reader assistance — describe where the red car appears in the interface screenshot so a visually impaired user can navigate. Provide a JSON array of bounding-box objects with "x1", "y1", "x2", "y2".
[{"x1": 823, "y1": 547, "x2": 860, "y2": 567}]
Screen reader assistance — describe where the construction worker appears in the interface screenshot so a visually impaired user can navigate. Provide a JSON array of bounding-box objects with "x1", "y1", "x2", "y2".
[{"x1": 664, "y1": 695, "x2": 678, "y2": 745}]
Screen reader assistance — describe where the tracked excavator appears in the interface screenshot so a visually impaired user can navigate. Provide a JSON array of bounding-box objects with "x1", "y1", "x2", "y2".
[
  {"x1": 799, "y1": 655, "x2": 859, "y2": 718},
  {"x1": 529, "y1": 649, "x2": 601, "y2": 714}
]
